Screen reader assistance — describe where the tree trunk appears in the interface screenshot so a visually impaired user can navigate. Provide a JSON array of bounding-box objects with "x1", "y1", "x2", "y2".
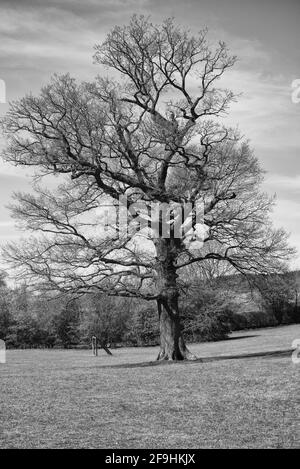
[
  {"x1": 155, "y1": 238, "x2": 197, "y2": 361},
  {"x1": 101, "y1": 342, "x2": 113, "y2": 356},
  {"x1": 157, "y1": 300, "x2": 197, "y2": 360}
]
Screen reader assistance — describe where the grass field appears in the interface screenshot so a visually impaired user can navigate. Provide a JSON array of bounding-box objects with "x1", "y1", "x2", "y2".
[{"x1": 0, "y1": 324, "x2": 299, "y2": 449}]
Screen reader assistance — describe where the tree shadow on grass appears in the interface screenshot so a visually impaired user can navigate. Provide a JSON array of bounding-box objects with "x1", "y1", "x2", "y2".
[
  {"x1": 224, "y1": 334, "x2": 259, "y2": 341},
  {"x1": 90, "y1": 348, "x2": 292, "y2": 370}
]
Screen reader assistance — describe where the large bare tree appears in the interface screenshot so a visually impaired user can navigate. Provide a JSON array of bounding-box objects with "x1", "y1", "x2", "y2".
[{"x1": 1, "y1": 16, "x2": 294, "y2": 360}]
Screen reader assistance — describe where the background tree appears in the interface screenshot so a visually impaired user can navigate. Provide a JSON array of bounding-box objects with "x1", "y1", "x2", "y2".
[
  {"x1": 80, "y1": 293, "x2": 131, "y2": 353},
  {"x1": 125, "y1": 305, "x2": 160, "y2": 347},
  {"x1": 52, "y1": 299, "x2": 81, "y2": 349},
  {"x1": 1, "y1": 16, "x2": 294, "y2": 360},
  {"x1": 5, "y1": 285, "x2": 41, "y2": 347},
  {"x1": 256, "y1": 273, "x2": 300, "y2": 325},
  {"x1": 0, "y1": 272, "x2": 13, "y2": 341}
]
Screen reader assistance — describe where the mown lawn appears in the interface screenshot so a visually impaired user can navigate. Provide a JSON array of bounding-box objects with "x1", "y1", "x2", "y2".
[{"x1": 0, "y1": 325, "x2": 299, "y2": 448}]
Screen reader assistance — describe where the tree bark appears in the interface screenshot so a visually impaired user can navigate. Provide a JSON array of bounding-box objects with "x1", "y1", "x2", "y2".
[
  {"x1": 156, "y1": 299, "x2": 197, "y2": 360},
  {"x1": 155, "y1": 238, "x2": 197, "y2": 361},
  {"x1": 101, "y1": 342, "x2": 113, "y2": 356}
]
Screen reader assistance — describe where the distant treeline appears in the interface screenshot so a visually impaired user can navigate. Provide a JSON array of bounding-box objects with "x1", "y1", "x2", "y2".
[{"x1": 0, "y1": 270, "x2": 299, "y2": 349}]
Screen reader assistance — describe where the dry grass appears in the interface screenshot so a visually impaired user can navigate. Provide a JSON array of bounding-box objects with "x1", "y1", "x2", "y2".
[{"x1": 0, "y1": 325, "x2": 299, "y2": 448}]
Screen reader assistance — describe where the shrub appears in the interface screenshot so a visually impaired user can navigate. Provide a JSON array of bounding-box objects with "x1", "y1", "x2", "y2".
[{"x1": 227, "y1": 310, "x2": 277, "y2": 330}]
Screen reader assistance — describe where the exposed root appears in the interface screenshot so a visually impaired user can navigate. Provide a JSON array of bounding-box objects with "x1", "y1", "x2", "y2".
[{"x1": 156, "y1": 348, "x2": 198, "y2": 361}]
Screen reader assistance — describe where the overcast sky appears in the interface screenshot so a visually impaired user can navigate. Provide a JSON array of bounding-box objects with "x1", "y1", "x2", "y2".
[{"x1": 0, "y1": 0, "x2": 299, "y2": 267}]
